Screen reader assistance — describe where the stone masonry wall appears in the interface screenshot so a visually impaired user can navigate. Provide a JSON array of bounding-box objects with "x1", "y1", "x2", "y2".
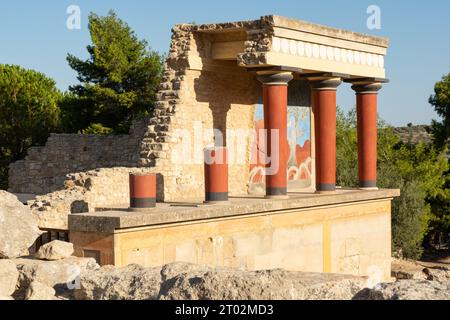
[
  {"x1": 8, "y1": 122, "x2": 147, "y2": 195},
  {"x1": 29, "y1": 167, "x2": 157, "y2": 230},
  {"x1": 10, "y1": 18, "x2": 272, "y2": 229},
  {"x1": 133, "y1": 21, "x2": 265, "y2": 201}
]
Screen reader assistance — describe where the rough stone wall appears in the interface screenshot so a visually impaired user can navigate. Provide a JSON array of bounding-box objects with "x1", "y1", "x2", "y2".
[
  {"x1": 9, "y1": 18, "x2": 271, "y2": 229},
  {"x1": 134, "y1": 22, "x2": 263, "y2": 200},
  {"x1": 29, "y1": 167, "x2": 157, "y2": 230},
  {"x1": 9, "y1": 20, "x2": 266, "y2": 200},
  {"x1": 8, "y1": 123, "x2": 146, "y2": 195}
]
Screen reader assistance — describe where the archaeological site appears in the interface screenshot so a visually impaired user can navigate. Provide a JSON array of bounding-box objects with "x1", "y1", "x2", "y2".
[{"x1": 1, "y1": 14, "x2": 449, "y2": 302}]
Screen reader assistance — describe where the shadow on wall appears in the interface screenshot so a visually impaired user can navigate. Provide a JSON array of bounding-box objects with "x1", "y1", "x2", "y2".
[
  {"x1": 70, "y1": 200, "x2": 89, "y2": 214},
  {"x1": 193, "y1": 65, "x2": 259, "y2": 148},
  {"x1": 156, "y1": 173, "x2": 165, "y2": 202}
]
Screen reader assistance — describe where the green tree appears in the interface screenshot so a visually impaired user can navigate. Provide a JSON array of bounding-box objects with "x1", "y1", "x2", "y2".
[
  {"x1": 336, "y1": 107, "x2": 449, "y2": 259},
  {"x1": 0, "y1": 64, "x2": 61, "y2": 188},
  {"x1": 64, "y1": 10, "x2": 163, "y2": 134},
  {"x1": 429, "y1": 72, "x2": 450, "y2": 148},
  {"x1": 428, "y1": 71, "x2": 450, "y2": 247}
]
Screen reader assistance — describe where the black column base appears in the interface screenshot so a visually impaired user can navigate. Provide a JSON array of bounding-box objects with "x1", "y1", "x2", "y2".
[{"x1": 316, "y1": 183, "x2": 336, "y2": 192}]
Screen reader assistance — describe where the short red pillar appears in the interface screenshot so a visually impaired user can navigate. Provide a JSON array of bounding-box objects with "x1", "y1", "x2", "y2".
[
  {"x1": 129, "y1": 173, "x2": 156, "y2": 211},
  {"x1": 311, "y1": 78, "x2": 341, "y2": 193},
  {"x1": 257, "y1": 72, "x2": 293, "y2": 198},
  {"x1": 204, "y1": 147, "x2": 228, "y2": 203},
  {"x1": 352, "y1": 82, "x2": 382, "y2": 189}
]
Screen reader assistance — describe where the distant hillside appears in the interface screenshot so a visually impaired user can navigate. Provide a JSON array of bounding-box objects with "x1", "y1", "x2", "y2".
[{"x1": 393, "y1": 125, "x2": 433, "y2": 145}]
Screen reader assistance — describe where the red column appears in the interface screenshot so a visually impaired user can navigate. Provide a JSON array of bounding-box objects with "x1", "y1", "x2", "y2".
[
  {"x1": 311, "y1": 78, "x2": 341, "y2": 193},
  {"x1": 129, "y1": 173, "x2": 156, "y2": 211},
  {"x1": 204, "y1": 147, "x2": 228, "y2": 203},
  {"x1": 352, "y1": 83, "x2": 382, "y2": 189},
  {"x1": 257, "y1": 72, "x2": 293, "y2": 198}
]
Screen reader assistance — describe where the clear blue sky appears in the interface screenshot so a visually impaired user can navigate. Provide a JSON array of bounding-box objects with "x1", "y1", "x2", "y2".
[{"x1": 1, "y1": 0, "x2": 450, "y2": 126}]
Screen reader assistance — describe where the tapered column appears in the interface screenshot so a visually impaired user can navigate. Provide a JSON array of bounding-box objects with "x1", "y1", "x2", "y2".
[
  {"x1": 257, "y1": 72, "x2": 293, "y2": 199},
  {"x1": 352, "y1": 82, "x2": 382, "y2": 189},
  {"x1": 204, "y1": 147, "x2": 229, "y2": 203},
  {"x1": 310, "y1": 78, "x2": 341, "y2": 193}
]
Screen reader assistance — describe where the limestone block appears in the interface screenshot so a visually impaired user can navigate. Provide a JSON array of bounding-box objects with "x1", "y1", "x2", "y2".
[
  {"x1": 0, "y1": 259, "x2": 19, "y2": 296},
  {"x1": 34, "y1": 240, "x2": 74, "y2": 261},
  {"x1": 0, "y1": 191, "x2": 41, "y2": 259},
  {"x1": 25, "y1": 281, "x2": 56, "y2": 300}
]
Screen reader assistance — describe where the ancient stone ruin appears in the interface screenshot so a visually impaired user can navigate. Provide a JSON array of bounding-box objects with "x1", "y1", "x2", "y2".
[{"x1": 8, "y1": 15, "x2": 399, "y2": 282}]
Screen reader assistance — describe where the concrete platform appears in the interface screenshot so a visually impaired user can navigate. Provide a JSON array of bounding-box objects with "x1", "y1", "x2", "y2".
[
  {"x1": 69, "y1": 189, "x2": 399, "y2": 281},
  {"x1": 69, "y1": 188, "x2": 399, "y2": 233}
]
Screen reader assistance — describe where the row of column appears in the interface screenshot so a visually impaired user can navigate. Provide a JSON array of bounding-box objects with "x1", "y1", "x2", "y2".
[{"x1": 256, "y1": 72, "x2": 382, "y2": 198}]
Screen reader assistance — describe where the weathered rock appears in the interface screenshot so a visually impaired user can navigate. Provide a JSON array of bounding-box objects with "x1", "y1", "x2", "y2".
[
  {"x1": 160, "y1": 262, "x2": 213, "y2": 282},
  {"x1": 0, "y1": 191, "x2": 41, "y2": 258},
  {"x1": 0, "y1": 260, "x2": 19, "y2": 296},
  {"x1": 34, "y1": 240, "x2": 74, "y2": 261},
  {"x1": 159, "y1": 268, "x2": 367, "y2": 300},
  {"x1": 423, "y1": 268, "x2": 450, "y2": 282},
  {"x1": 391, "y1": 258, "x2": 427, "y2": 280},
  {"x1": 75, "y1": 264, "x2": 161, "y2": 300},
  {"x1": 13, "y1": 257, "x2": 99, "y2": 299},
  {"x1": 25, "y1": 281, "x2": 56, "y2": 300},
  {"x1": 353, "y1": 280, "x2": 450, "y2": 300}
]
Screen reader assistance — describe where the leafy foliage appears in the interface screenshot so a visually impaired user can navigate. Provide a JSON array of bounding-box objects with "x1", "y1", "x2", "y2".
[
  {"x1": 64, "y1": 10, "x2": 163, "y2": 134},
  {"x1": 428, "y1": 71, "x2": 450, "y2": 247},
  {"x1": 0, "y1": 64, "x2": 61, "y2": 188},
  {"x1": 336, "y1": 107, "x2": 449, "y2": 259},
  {"x1": 430, "y1": 72, "x2": 450, "y2": 148}
]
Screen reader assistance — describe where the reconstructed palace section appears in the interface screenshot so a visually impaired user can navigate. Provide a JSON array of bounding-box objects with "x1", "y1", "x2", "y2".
[
  {"x1": 9, "y1": 15, "x2": 398, "y2": 280},
  {"x1": 9, "y1": 15, "x2": 389, "y2": 203},
  {"x1": 69, "y1": 190, "x2": 399, "y2": 281}
]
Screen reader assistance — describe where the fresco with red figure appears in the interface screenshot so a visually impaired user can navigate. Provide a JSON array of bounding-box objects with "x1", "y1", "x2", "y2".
[{"x1": 249, "y1": 81, "x2": 312, "y2": 194}]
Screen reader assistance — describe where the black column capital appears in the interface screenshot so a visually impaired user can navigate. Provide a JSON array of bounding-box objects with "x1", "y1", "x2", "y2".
[
  {"x1": 309, "y1": 78, "x2": 342, "y2": 91},
  {"x1": 256, "y1": 72, "x2": 294, "y2": 86},
  {"x1": 351, "y1": 82, "x2": 383, "y2": 94}
]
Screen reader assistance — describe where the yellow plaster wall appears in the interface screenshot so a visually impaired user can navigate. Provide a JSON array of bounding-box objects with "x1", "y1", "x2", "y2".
[{"x1": 71, "y1": 199, "x2": 392, "y2": 280}]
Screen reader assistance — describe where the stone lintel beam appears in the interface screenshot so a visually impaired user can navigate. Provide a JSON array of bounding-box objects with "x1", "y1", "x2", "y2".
[
  {"x1": 345, "y1": 77, "x2": 389, "y2": 84},
  {"x1": 300, "y1": 72, "x2": 350, "y2": 80},
  {"x1": 247, "y1": 65, "x2": 303, "y2": 75}
]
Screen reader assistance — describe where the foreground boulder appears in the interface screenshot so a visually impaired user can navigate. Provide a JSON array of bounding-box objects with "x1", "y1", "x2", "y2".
[
  {"x1": 25, "y1": 281, "x2": 56, "y2": 300},
  {"x1": 75, "y1": 264, "x2": 161, "y2": 300},
  {"x1": 14, "y1": 256, "x2": 99, "y2": 299},
  {"x1": 354, "y1": 280, "x2": 450, "y2": 300},
  {"x1": 74, "y1": 262, "x2": 367, "y2": 300},
  {"x1": 34, "y1": 240, "x2": 74, "y2": 261},
  {"x1": 0, "y1": 259, "x2": 19, "y2": 297},
  {"x1": 159, "y1": 268, "x2": 367, "y2": 300},
  {"x1": 160, "y1": 262, "x2": 216, "y2": 282},
  {"x1": 0, "y1": 191, "x2": 41, "y2": 258}
]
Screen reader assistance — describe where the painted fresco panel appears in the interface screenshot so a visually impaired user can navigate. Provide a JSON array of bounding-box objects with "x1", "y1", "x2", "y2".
[{"x1": 249, "y1": 80, "x2": 312, "y2": 194}]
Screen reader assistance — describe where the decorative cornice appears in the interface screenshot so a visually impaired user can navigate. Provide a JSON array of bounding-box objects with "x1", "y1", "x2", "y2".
[
  {"x1": 256, "y1": 72, "x2": 294, "y2": 86},
  {"x1": 272, "y1": 36, "x2": 385, "y2": 69}
]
